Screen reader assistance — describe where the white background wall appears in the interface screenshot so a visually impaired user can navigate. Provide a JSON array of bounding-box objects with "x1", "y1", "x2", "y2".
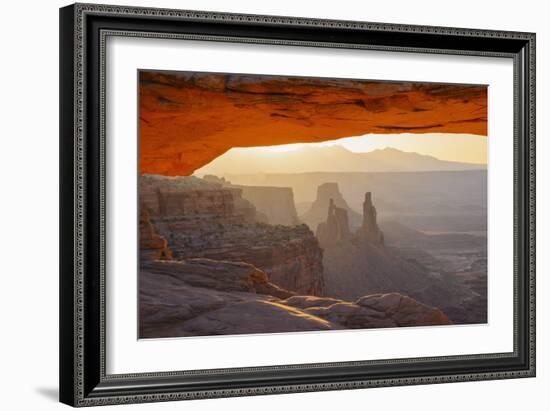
[{"x1": 0, "y1": 0, "x2": 546, "y2": 409}]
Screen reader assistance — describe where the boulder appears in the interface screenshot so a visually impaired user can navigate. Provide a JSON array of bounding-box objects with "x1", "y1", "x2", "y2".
[{"x1": 356, "y1": 293, "x2": 452, "y2": 326}]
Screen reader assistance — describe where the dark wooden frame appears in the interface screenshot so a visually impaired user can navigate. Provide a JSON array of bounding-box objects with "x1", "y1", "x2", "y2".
[{"x1": 59, "y1": 3, "x2": 536, "y2": 407}]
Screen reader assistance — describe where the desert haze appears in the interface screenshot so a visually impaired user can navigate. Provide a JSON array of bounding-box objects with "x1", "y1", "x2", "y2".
[
  {"x1": 140, "y1": 148, "x2": 487, "y2": 337},
  {"x1": 196, "y1": 145, "x2": 486, "y2": 175},
  {"x1": 138, "y1": 70, "x2": 487, "y2": 338}
]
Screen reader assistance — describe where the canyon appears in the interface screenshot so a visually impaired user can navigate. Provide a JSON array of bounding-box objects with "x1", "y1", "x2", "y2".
[
  {"x1": 314, "y1": 183, "x2": 486, "y2": 324},
  {"x1": 139, "y1": 174, "x2": 457, "y2": 338},
  {"x1": 137, "y1": 70, "x2": 487, "y2": 338},
  {"x1": 141, "y1": 174, "x2": 324, "y2": 295},
  {"x1": 226, "y1": 169, "x2": 487, "y2": 233},
  {"x1": 139, "y1": 210, "x2": 451, "y2": 338}
]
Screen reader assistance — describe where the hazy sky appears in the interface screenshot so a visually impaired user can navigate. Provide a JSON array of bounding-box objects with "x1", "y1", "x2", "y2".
[
  {"x1": 234, "y1": 133, "x2": 487, "y2": 164},
  {"x1": 195, "y1": 132, "x2": 487, "y2": 176}
]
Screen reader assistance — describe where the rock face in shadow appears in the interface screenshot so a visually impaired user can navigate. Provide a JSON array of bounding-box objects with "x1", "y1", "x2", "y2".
[
  {"x1": 165, "y1": 223, "x2": 325, "y2": 296},
  {"x1": 301, "y1": 182, "x2": 362, "y2": 231},
  {"x1": 316, "y1": 191, "x2": 418, "y2": 301},
  {"x1": 380, "y1": 219, "x2": 487, "y2": 324},
  {"x1": 140, "y1": 174, "x2": 324, "y2": 296},
  {"x1": 140, "y1": 259, "x2": 451, "y2": 338},
  {"x1": 322, "y1": 232, "x2": 434, "y2": 301}
]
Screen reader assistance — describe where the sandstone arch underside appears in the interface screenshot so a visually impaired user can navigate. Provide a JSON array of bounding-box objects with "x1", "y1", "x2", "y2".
[{"x1": 139, "y1": 71, "x2": 487, "y2": 176}]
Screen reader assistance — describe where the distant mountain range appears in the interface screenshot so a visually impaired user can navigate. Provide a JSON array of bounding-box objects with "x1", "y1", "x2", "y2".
[{"x1": 196, "y1": 146, "x2": 486, "y2": 175}]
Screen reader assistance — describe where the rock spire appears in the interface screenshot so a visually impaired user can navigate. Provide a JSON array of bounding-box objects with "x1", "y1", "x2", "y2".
[
  {"x1": 316, "y1": 198, "x2": 351, "y2": 248},
  {"x1": 361, "y1": 192, "x2": 384, "y2": 244}
]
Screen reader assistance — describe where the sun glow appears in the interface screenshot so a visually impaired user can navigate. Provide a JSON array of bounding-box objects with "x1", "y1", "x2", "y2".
[
  {"x1": 243, "y1": 143, "x2": 308, "y2": 153},
  {"x1": 231, "y1": 133, "x2": 487, "y2": 164},
  {"x1": 194, "y1": 132, "x2": 488, "y2": 177}
]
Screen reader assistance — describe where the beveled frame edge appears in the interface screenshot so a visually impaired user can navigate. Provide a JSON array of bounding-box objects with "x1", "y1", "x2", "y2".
[{"x1": 59, "y1": 2, "x2": 536, "y2": 407}]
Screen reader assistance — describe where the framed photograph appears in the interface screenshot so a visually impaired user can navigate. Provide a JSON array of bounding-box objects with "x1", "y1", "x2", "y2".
[{"x1": 59, "y1": 3, "x2": 536, "y2": 407}]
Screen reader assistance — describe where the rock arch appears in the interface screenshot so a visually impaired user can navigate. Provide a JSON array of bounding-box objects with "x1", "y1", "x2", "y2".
[{"x1": 139, "y1": 71, "x2": 487, "y2": 176}]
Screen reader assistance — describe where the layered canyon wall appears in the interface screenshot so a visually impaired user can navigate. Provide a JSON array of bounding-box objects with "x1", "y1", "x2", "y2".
[
  {"x1": 237, "y1": 185, "x2": 300, "y2": 226},
  {"x1": 140, "y1": 174, "x2": 324, "y2": 295},
  {"x1": 138, "y1": 177, "x2": 454, "y2": 338}
]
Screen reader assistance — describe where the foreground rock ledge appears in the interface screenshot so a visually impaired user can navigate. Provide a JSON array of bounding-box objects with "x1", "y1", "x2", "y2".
[{"x1": 140, "y1": 259, "x2": 451, "y2": 338}]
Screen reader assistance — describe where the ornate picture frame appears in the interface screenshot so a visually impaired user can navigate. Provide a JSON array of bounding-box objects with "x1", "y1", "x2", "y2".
[{"x1": 59, "y1": 3, "x2": 535, "y2": 407}]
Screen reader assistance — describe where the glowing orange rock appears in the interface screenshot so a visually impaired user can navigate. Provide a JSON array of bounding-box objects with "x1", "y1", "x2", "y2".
[{"x1": 139, "y1": 71, "x2": 487, "y2": 176}]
